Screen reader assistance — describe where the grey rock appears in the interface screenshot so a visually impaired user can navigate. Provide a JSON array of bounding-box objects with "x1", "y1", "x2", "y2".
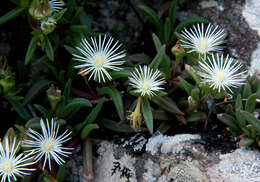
[
  {"x1": 64, "y1": 134, "x2": 260, "y2": 182},
  {"x1": 207, "y1": 148, "x2": 260, "y2": 182},
  {"x1": 243, "y1": 0, "x2": 260, "y2": 75}
]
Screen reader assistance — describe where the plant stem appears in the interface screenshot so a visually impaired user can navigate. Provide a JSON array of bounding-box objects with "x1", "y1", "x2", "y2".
[
  {"x1": 70, "y1": 87, "x2": 94, "y2": 99},
  {"x1": 83, "y1": 76, "x2": 95, "y2": 96},
  {"x1": 82, "y1": 138, "x2": 94, "y2": 180}
]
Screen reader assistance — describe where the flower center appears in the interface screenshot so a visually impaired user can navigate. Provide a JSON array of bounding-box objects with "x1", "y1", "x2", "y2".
[
  {"x1": 198, "y1": 40, "x2": 207, "y2": 53},
  {"x1": 142, "y1": 81, "x2": 150, "y2": 91},
  {"x1": 95, "y1": 56, "x2": 103, "y2": 67},
  {"x1": 43, "y1": 140, "x2": 54, "y2": 152},
  {"x1": 2, "y1": 161, "x2": 12, "y2": 173},
  {"x1": 216, "y1": 72, "x2": 225, "y2": 83}
]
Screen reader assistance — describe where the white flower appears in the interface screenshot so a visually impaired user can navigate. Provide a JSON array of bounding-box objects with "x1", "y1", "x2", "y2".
[
  {"x1": 73, "y1": 34, "x2": 126, "y2": 83},
  {"x1": 49, "y1": 0, "x2": 65, "y2": 12},
  {"x1": 0, "y1": 137, "x2": 35, "y2": 182},
  {"x1": 198, "y1": 53, "x2": 247, "y2": 93},
  {"x1": 180, "y1": 23, "x2": 227, "y2": 58},
  {"x1": 23, "y1": 118, "x2": 72, "y2": 170},
  {"x1": 129, "y1": 65, "x2": 165, "y2": 97}
]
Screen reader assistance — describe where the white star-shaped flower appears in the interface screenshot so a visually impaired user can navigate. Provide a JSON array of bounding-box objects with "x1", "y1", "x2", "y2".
[
  {"x1": 129, "y1": 65, "x2": 165, "y2": 97},
  {"x1": 73, "y1": 34, "x2": 126, "y2": 83},
  {"x1": 0, "y1": 137, "x2": 35, "y2": 182},
  {"x1": 180, "y1": 23, "x2": 227, "y2": 58},
  {"x1": 23, "y1": 118, "x2": 72, "y2": 170},
  {"x1": 198, "y1": 53, "x2": 247, "y2": 93},
  {"x1": 49, "y1": 0, "x2": 65, "y2": 12}
]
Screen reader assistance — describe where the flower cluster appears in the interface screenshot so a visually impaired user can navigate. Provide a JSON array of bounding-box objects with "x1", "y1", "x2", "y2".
[
  {"x1": 29, "y1": 0, "x2": 65, "y2": 34},
  {"x1": 180, "y1": 23, "x2": 247, "y2": 94},
  {"x1": 0, "y1": 119, "x2": 72, "y2": 182}
]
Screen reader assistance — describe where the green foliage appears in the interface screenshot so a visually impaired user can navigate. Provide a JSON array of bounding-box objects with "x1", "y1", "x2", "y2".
[
  {"x1": 0, "y1": 7, "x2": 25, "y2": 25},
  {"x1": 217, "y1": 76, "x2": 260, "y2": 147},
  {"x1": 141, "y1": 97, "x2": 153, "y2": 134},
  {"x1": 138, "y1": 0, "x2": 208, "y2": 45},
  {"x1": 97, "y1": 87, "x2": 124, "y2": 121}
]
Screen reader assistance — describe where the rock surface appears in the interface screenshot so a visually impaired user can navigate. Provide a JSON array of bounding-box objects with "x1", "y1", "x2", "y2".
[
  {"x1": 64, "y1": 134, "x2": 260, "y2": 182},
  {"x1": 243, "y1": 0, "x2": 260, "y2": 75}
]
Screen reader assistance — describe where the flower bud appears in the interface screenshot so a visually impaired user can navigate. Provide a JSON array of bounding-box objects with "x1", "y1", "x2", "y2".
[
  {"x1": 171, "y1": 40, "x2": 185, "y2": 61},
  {"x1": 29, "y1": 0, "x2": 52, "y2": 20},
  {"x1": 40, "y1": 17, "x2": 56, "y2": 35},
  {"x1": 47, "y1": 84, "x2": 61, "y2": 111},
  {"x1": 127, "y1": 96, "x2": 142, "y2": 130},
  {"x1": 0, "y1": 58, "x2": 15, "y2": 97}
]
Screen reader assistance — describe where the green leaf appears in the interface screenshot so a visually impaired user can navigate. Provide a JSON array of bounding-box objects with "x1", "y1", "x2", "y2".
[
  {"x1": 160, "y1": 54, "x2": 172, "y2": 78},
  {"x1": 141, "y1": 98, "x2": 153, "y2": 134},
  {"x1": 70, "y1": 25, "x2": 86, "y2": 33},
  {"x1": 25, "y1": 35, "x2": 40, "y2": 65},
  {"x1": 98, "y1": 119, "x2": 135, "y2": 133},
  {"x1": 63, "y1": 0, "x2": 75, "y2": 20},
  {"x1": 0, "y1": 8, "x2": 25, "y2": 25},
  {"x1": 149, "y1": 45, "x2": 166, "y2": 69},
  {"x1": 217, "y1": 113, "x2": 241, "y2": 136},
  {"x1": 186, "y1": 112, "x2": 207, "y2": 122},
  {"x1": 235, "y1": 94, "x2": 243, "y2": 111},
  {"x1": 170, "y1": 17, "x2": 208, "y2": 44},
  {"x1": 242, "y1": 83, "x2": 252, "y2": 98},
  {"x1": 153, "y1": 110, "x2": 172, "y2": 121},
  {"x1": 235, "y1": 110, "x2": 246, "y2": 128},
  {"x1": 169, "y1": 0, "x2": 178, "y2": 27},
  {"x1": 58, "y1": 98, "x2": 92, "y2": 118},
  {"x1": 64, "y1": 45, "x2": 78, "y2": 55},
  {"x1": 55, "y1": 8, "x2": 67, "y2": 22},
  {"x1": 256, "y1": 90, "x2": 260, "y2": 99},
  {"x1": 110, "y1": 70, "x2": 131, "y2": 80},
  {"x1": 25, "y1": 117, "x2": 41, "y2": 129},
  {"x1": 138, "y1": 5, "x2": 163, "y2": 40},
  {"x1": 42, "y1": 176, "x2": 52, "y2": 182},
  {"x1": 81, "y1": 124, "x2": 99, "y2": 140},
  {"x1": 8, "y1": 98, "x2": 32, "y2": 120},
  {"x1": 97, "y1": 87, "x2": 124, "y2": 121},
  {"x1": 151, "y1": 33, "x2": 171, "y2": 77},
  {"x1": 152, "y1": 33, "x2": 163, "y2": 51},
  {"x1": 23, "y1": 79, "x2": 53, "y2": 105},
  {"x1": 152, "y1": 96, "x2": 184, "y2": 115},
  {"x1": 240, "y1": 110, "x2": 260, "y2": 131},
  {"x1": 245, "y1": 93, "x2": 256, "y2": 113},
  {"x1": 9, "y1": 0, "x2": 20, "y2": 5},
  {"x1": 191, "y1": 88, "x2": 200, "y2": 102},
  {"x1": 177, "y1": 77, "x2": 193, "y2": 96},
  {"x1": 34, "y1": 104, "x2": 51, "y2": 118},
  {"x1": 164, "y1": 17, "x2": 171, "y2": 43},
  {"x1": 71, "y1": 7, "x2": 83, "y2": 25},
  {"x1": 239, "y1": 137, "x2": 255, "y2": 147},
  {"x1": 20, "y1": 0, "x2": 31, "y2": 7},
  {"x1": 45, "y1": 37, "x2": 54, "y2": 61},
  {"x1": 56, "y1": 165, "x2": 66, "y2": 182},
  {"x1": 64, "y1": 79, "x2": 72, "y2": 101},
  {"x1": 84, "y1": 99, "x2": 104, "y2": 125}
]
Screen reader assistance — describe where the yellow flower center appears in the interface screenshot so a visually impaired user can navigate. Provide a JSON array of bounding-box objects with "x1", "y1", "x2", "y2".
[
  {"x1": 143, "y1": 81, "x2": 150, "y2": 91},
  {"x1": 43, "y1": 141, "x2": 54, "y2": 151},
  {"x1": 216, "y1": 72, "x2": 225, "y2": 83},
  {"x1": 2, "y1": 161, "x2": 12, "y2": 173},
  {"x1": 95, "y1": 56, "x2": 103, "y2": 66},
  {"x1": 199, "y1": 40, "x2": 207, "y2": 53}
]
